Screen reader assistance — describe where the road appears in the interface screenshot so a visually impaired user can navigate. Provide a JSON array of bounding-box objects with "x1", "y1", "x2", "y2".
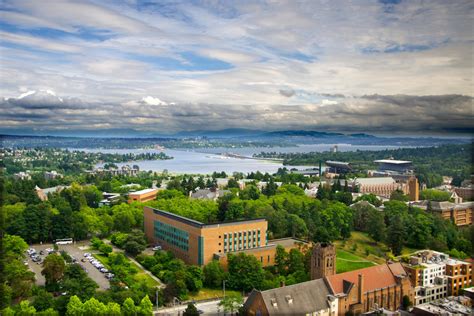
[{"x1": 155, "y1": 299, "x2": 224, "y2": 316}]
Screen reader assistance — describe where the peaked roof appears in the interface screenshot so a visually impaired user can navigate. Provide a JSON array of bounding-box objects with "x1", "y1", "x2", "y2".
[
  {"x1": 326, "y1": 263, "x2": 406, "y2": 295},
  {"x1": 245, "y1": 278, "x2": 333, "y2": 315}
]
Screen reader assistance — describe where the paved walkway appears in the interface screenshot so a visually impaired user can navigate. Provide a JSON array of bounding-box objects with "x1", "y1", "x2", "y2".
[{"x1": 104, "y1": 240, "x2": 165, "y2": 288}]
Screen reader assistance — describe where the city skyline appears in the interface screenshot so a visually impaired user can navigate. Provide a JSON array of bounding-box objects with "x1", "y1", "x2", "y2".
[{"x1": 0, "y1": 0, "x2": 473, "y2": 135}]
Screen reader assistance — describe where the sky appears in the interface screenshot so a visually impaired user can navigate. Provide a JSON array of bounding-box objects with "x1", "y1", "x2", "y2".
[{"x1": 0, "y1": 0, "x2": 473, "y2": 135}]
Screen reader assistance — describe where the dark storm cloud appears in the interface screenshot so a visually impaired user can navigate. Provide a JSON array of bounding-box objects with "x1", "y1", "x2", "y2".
[
  {"x1": 279, "y1": 89, "x2": 296, "y2": 97},
  {"x1": 0, "y1": 92, "x2": 472, "y2": 134}
]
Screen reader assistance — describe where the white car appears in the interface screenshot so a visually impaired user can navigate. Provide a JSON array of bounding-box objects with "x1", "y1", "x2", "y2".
[{"x1": 152, "y1": 245, "x2": 162, "y2": 251}]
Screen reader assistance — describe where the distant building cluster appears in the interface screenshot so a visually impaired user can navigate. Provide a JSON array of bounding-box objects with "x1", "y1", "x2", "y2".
[
  {"x1": 44, "y1": 170, "x2": 63, "y2": 180},
  {"x1": 87, "y1": 165, "x2": 139, "y2": 177}
]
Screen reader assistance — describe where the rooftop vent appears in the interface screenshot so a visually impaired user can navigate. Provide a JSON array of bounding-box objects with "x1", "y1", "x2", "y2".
[
  {"x1": 285, "y1": 295, "x2": 293, "y2": 304},
  {"x1": 271, "y1": 298, "x2": 278, "y2": 307}
]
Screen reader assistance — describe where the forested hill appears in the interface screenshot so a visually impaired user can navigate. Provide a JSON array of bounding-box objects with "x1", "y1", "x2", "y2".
[{"x1": 255, "y1": 143, "x2": 473, "y2": 187}]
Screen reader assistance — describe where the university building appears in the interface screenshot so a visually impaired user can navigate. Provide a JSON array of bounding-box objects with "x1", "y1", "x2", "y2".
[
  {"x1": 143, "y1": 206, "x2": 306, "y2": 267},
  {"x1": 128, "y1": 188, "x2": 159, "y2": 203},
  {"x1": 244, "y1": 243, "x2": 414, "y2": 316}
]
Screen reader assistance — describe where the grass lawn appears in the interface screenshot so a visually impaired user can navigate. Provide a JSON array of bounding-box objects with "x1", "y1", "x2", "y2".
[
  {"x1": 93, "y1": 252, "x2": 160, "y2": 288},
  {"x1": 334, "y1": 231, "x2": 421, "y2": 265},
  {"x1": 336, "y1": 249, "x2": 376, "y2": 273},
  {"x1": 189, "y1": 288, "x2": 241, "y2": 301}
]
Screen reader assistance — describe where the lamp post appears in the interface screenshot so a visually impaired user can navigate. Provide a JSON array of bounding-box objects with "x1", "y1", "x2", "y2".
[{"x1": 223, "y1": 280, "x2": 227, "y2": 300}]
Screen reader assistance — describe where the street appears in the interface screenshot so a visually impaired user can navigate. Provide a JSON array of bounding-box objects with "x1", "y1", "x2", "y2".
[{"x1": 155, "y1": 299, "x2": 224, "y2": 316}]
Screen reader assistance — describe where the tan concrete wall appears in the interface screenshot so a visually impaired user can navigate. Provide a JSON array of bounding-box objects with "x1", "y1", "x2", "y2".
[{"x1": 129, "y1": 190, "x2": 158, "y2": 203}]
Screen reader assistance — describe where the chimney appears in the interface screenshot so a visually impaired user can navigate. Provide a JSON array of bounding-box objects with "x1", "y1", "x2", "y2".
[
  {"x1": 358, "y1": 274, "x2": 364, "y2": 303},
  {"x1": 280, "y1": 280, "x2": 285, "y2": 287}
]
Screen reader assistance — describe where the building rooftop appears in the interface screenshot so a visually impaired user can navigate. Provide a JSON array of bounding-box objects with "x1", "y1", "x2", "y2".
[
  {"x1": 245, "y1": 278, "x2": 334, "y2": 315},
  {"x1": 326, "y1": 263, "x2": 406, "y2": 295},
  {"x1": 374, "y1": 159, "x2": 412, "y2": 164},
  {"x1": 413, "y1": 298, "x2": 472, "y2": 315},
  {"x1": 129, "y1": 188, "x2": 158, "y2": 195},
  {"x1": 147, "y1": 207, "x2": 267, "y2": 229},
  {"x1": 354, "y1": 177, "x2": 396, "y2": 185}
]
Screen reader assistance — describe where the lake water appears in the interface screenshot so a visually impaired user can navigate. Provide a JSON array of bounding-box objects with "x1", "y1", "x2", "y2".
[{"x1": 76, "y1": 144, "x2": 405, "y2": 175}]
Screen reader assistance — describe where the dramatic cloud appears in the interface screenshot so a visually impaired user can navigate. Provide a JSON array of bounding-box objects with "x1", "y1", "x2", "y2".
[
  {"x1": 0, "y1": 0, "x2": 472, "y2": 134},
  {"x1": 1, "y1": 91, "x2": 472, "y2": 134}
]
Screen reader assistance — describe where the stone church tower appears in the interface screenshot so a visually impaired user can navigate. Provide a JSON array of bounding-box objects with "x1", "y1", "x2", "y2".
[{"x1": 311, "y1": 242, "x2": 336, "y2": 280}]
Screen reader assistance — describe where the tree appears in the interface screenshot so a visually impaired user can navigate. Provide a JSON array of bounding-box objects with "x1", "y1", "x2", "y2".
[
  {"x1": 138, "y1": 295, "x2": 153, "y2": 316},
  {"x1": 420, "y1": 189, "x2": 451, "y2": 202},
  {"x1": 107, "y1": 302, "x2": 121, "y2": 316},
  {"x1": 390, "y1": 189, "x2": 409, "y2": 202},
  {"x1": 122, "y1": 297, "x2": 137, "y2": 316},
  {"x1": 218, "y1": 293, "x2": 243, "y2": 315},
  {"x1": 203, "y1": 260, "x2": 226, "y2": 288},
  {"x1": 183, "y1": 303, "x2": 199, "y2": 316},
  {"x1": 62, "y1": 264, "x2": 98, "y2": 300},
  {"x1": 287, "y1": 214, "x2": 308, "y2": 238},
  {"x1": 66, "y1": 295, "x2": 83, "y2": 316},
  {"x1": 124, "y1": 240, "x2": 146, "y2": 256},
  {"x1": 185, "y1": 266, "x2": 203, "y2": 293},
  {"x1": 32, "y1": 288, "x2": 55, "y2": 312},
  {"x1": 17, "y1": 300, "x2": 37, "y2": 315},
  {"x1": 367, "y1": 210, "x2": 386, "y2": 243},
  {"x1": 274, "y1": 245, "x2": 288, "y2": 275},
  {"x1": 99, "y1": 243, "x2": 113, "y2": 255},
  {"x1": 387, "y1": 217, "x2": 405, "y2": 256},
  {"x1": 227, "y1": 253, "x2": 264, "y2": 291},
  {"x1": 42, "y1": 254, "x2": 66, "y2": 290},
  {"x1": 287, "y1": 249, "x2": 305, "y2": 275},
  {"x1": 82, "y1": 297, "x2": 107, "y2": 315}
]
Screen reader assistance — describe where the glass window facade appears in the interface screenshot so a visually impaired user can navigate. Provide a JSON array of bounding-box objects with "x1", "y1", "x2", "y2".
[{"x1": 154, "y1": 220, "x2": 189, "y2": 252}]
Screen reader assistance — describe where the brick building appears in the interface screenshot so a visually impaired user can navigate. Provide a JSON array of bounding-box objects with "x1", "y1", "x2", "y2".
[
  {"x1": 324, "y1": 263, "x2": 414, "y2": 315},
  {"x1": 128, "y1": 188, "x2": 159, "y2": 203},
  {"x1": 243, "y1": 278, "x2": 338, "y2": 316},
  {"x1": 427, "y1": 201, "x2": 473, "y2": 226},
  {"x1": 350, "y1": 176, "x2": 419, "y2": 201},
  {"x1": 143, "y1": 207, "x2": 306, "y2": 266}
]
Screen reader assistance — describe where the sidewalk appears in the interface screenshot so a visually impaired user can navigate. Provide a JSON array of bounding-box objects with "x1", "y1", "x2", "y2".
[{"x1": 105, "y1": 240, "x2": 165, "y2": 288}]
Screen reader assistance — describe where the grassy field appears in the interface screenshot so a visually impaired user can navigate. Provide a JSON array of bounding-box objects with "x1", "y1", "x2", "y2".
[
  {"x1": 334, "y1": 231, "x2": 421, "y2": 265},
  {"x1": 189, "y1": 287, "x2": 241, "y2": 301},
  {"x1": 93, "y1": 252, "x2": 160, "y2": 288},
  {"x1": 336, "y1": 249, "x2": 376, "y2": 273}
]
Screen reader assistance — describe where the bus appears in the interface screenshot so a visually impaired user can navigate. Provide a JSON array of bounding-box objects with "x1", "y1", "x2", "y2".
[{"x1": 55, "y1": 238, "x2": 73, "y2": 245}]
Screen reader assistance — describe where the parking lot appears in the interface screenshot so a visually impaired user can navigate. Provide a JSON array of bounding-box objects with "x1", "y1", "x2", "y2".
[{"x1": 26, "y1": 242, "x2": 110, "y2": 291}]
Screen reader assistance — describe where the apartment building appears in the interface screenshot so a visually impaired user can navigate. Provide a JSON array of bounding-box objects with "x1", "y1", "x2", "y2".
[{"x1": 403, "y1": 250, "x2": 473, "y2": 303}]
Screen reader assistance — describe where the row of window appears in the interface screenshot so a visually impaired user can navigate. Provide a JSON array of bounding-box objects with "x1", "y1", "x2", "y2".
[
  {"x1": 154, "y1": 221, "x2": 189, "y2": 252},
  {"x1": 222, "y1": 230, "x2": 261, "y2": 253}
]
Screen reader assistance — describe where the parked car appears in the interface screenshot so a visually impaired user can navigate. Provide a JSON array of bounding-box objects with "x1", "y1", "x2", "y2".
[{"x1": 152, "y1": 245, "x2": 162, "y2": 251}]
